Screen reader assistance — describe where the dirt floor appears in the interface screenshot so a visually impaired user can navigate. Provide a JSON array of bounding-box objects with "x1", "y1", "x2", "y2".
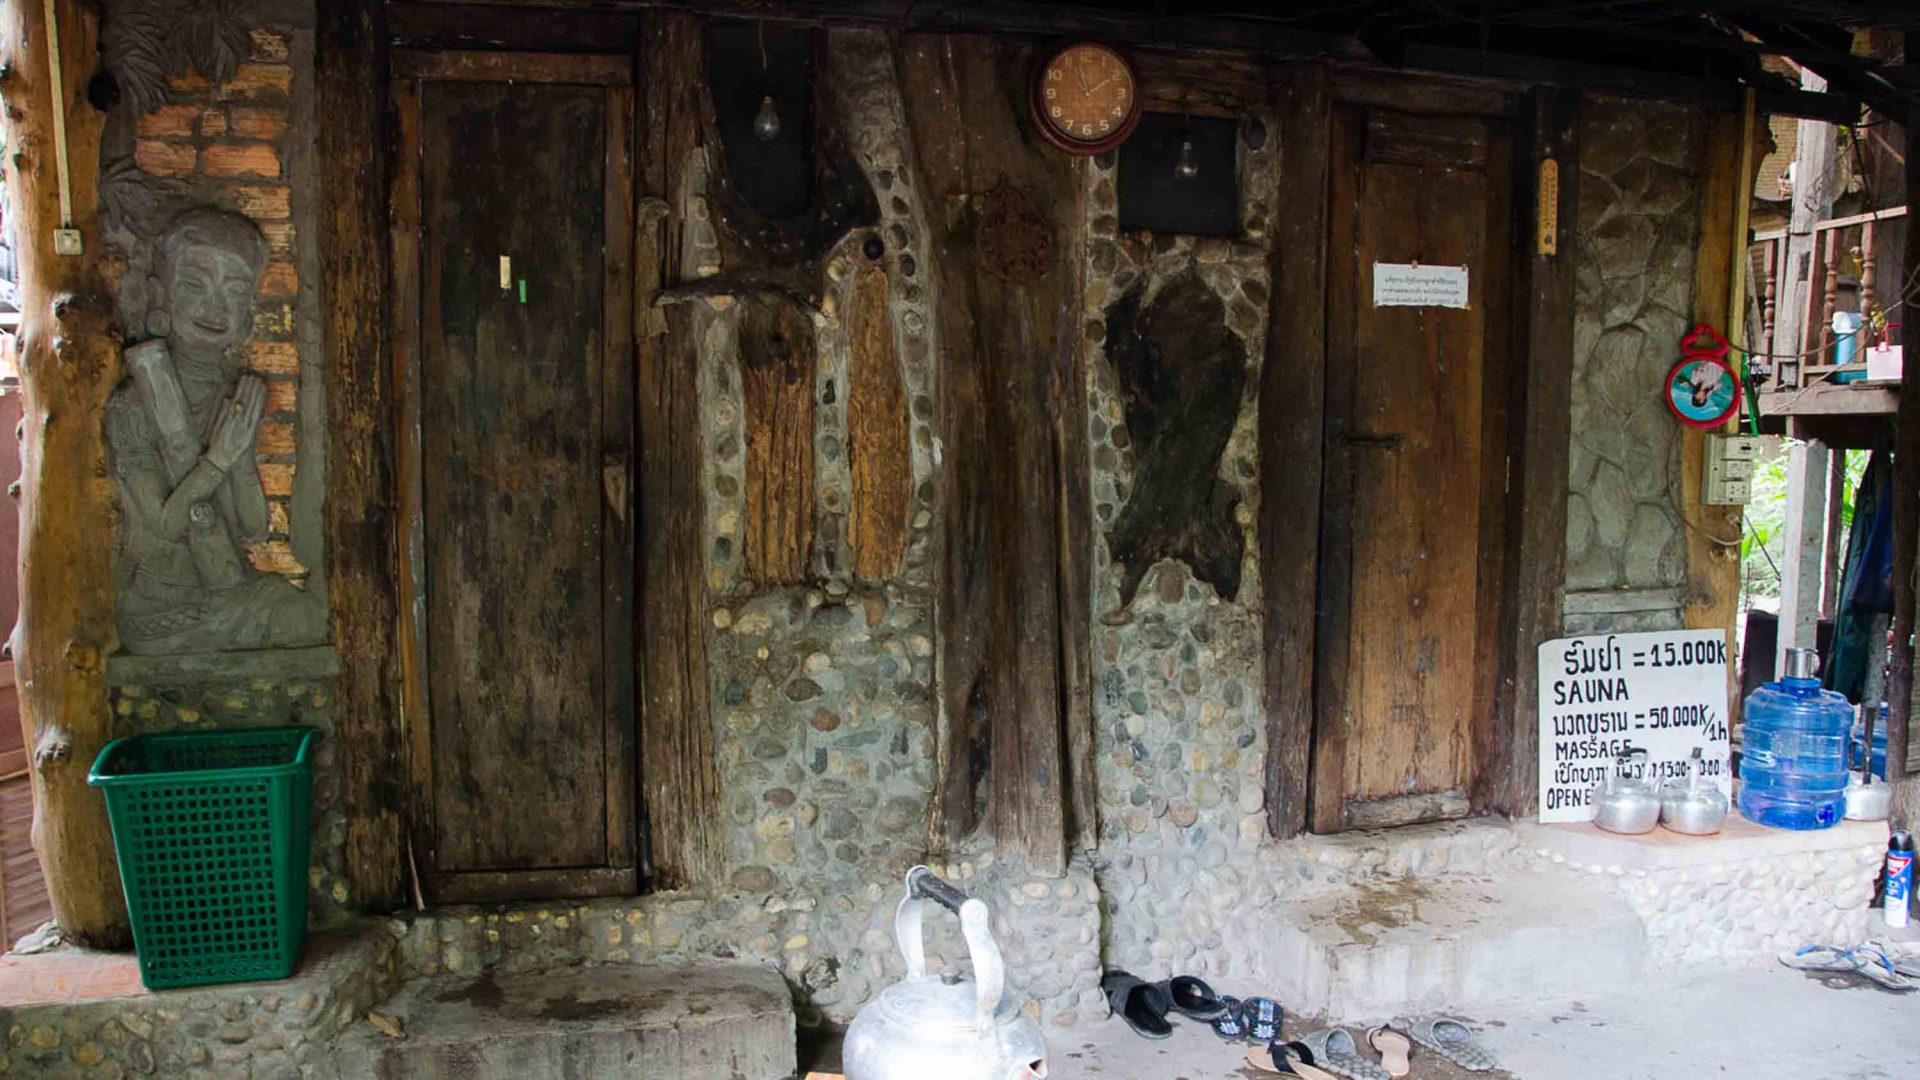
[{"x1": 802, "y1": 957, "x2": 1920, "y2": 1079}]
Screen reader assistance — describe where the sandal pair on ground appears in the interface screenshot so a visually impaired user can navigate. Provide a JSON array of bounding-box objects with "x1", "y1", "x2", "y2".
[
  {"x1": 1244, "y1": 1019, "x2": 1497, "y2": 1079},
  {"x1": 1780, "y1": 940, "x2": 1920, "y2": 991}
]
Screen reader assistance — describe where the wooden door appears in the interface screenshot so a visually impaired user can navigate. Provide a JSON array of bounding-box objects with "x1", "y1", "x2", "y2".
[
  {"x1": 392, "y1": 52, "x2": 636, "y2": 901},
  {"x1": 1311, "y1": 105, "x2": 1512, "y2": 833}
]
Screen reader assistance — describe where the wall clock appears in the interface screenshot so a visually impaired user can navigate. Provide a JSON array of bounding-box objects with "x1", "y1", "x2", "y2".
[
  {"x1": 1030, "y1": 42, "x2": 1142, "y2": 155},
  {"x1": 1666, "y1": 323, "x2": 1742, "y2": 429}
]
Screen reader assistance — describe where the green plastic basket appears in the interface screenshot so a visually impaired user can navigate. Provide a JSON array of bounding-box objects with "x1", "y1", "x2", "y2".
[{"x1": 88, "y1": 726, "x2": 317, "y2": 990}]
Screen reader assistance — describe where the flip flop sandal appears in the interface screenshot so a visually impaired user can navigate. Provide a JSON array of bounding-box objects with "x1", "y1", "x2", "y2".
[
  {"x1": 1156, "y1": 974, "x2": 1229, "y2": 1020},
  {"x1": 1212, "y1": 995, "x2": 1247, "y2": 1040},
  {"x1": 1367, "y1": 1025, "x2": 1413, "y2": 1079},
  {"x1": 1240, "y1": 996, "x2": 1284, "y2": 1043},
  {"x1": 1101, "y1": 969, "x2": 1173, "y2": 1038},
  {"x1": 1779, "y1": 944, "x2": 1860, "y2": 974},
  {"x1": 1297, "y1": 1028, "x2": 1391, "y2": 1080},
  {"x1": 1400, "y1": 1016, "x2": 1498, "y2": 1072},
  {"x1": 1782, "y1": 944, "x2": 1916, "y2": 990},
  {"x1": 1846, "y1": 946, "x2": 1916, "y2": 991},
  {"x1": 1244, "y1": 1041, "x2": 1340, "y2": 1080}
]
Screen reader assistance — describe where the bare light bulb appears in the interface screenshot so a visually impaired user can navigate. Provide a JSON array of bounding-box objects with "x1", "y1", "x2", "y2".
[
  {"x1": 753, "y1": 95, "x2": 782, "y2": 141},
  {"x1": 1174, "y1": 137, "x2": 1200, "y2": 181}
]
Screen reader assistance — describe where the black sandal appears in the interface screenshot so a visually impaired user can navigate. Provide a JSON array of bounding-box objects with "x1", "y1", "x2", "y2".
[
  {"x1": 1157, "y1": 974, "x2": 1229, "y2": 1020},
  {"x1": 1240, "y1": 996, "x2": 1284, "y2": 1042},
  {"x1": 1213, "y1": 995, "x2": 1247, "y2": 1040},
  {"x1": 1101, "y1": 969, "x2": 1173, "y2": 1038}
]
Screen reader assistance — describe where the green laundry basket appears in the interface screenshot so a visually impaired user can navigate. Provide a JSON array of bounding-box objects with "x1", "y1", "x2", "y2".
[{"x1": 88, "y1": 726, "x2": 317, "y2": 990}]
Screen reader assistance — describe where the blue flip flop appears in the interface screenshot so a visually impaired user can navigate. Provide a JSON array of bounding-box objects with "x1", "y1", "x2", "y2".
[
  {"x1": 1212, "y1": 995, "x2": 1246, "y2": 1040},
  {"x1": 1240, "y1": 996, "x2": 1284, "y2": 1042}
]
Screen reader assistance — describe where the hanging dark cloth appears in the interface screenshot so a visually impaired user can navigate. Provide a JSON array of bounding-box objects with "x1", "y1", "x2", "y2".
[{"x1": 1825, "y1": 449, "x2": 1894, "y2": 701}]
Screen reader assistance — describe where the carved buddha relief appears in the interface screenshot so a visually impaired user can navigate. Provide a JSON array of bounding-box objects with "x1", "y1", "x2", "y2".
[{"x1": 108, "y1": 207, "x2": 325, "y2": 655}]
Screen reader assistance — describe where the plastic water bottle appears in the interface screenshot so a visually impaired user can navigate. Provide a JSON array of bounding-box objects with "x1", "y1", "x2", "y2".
[
  {"x1": 1738, "y1": 648, "x2": 1852, "y2": 830},
  {"x1": 1850, "y1": 703, "x2": 1889, "y2": 780}
]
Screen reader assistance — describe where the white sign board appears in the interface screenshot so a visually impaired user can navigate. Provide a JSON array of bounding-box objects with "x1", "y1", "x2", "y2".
[
  {"x1": 1536, "y1": 629, "x2": 1732, "y2": 824},
  {"x1": 1372, "y1": 262, "x2": 1470, "y2": 309}
]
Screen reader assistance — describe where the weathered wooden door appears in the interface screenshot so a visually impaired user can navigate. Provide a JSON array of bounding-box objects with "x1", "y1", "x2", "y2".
[
  {"x1": 1311, "y1": 104, "x2": 1512, "y2": 833},
  {"x1": 392, "y1": 52, "x2": 636, "y2": 901}
]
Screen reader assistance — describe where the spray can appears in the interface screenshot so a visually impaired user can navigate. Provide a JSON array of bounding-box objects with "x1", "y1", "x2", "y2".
[{"x1": 1887, "y1": 830, "x2": 1914, "y2": 929}]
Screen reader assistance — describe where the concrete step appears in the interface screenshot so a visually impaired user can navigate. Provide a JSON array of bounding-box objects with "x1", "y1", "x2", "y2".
[
  {"x1": 1263, "y1": 870, "x2": 1646, "y2": 1021},
  {"x1": 334, "y1": 961, "x2": 795, "y2": 1080}
]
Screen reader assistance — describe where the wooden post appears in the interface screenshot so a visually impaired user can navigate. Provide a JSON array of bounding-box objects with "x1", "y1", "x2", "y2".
[
  {"x1": 1774, "y1": 70, "x2": 1836, "y2": 382},
  {"x1": 316, "y1": 0, "x2": 407, "y2": 913},
  {"x1": 1887, "y1": 109, "x2": 1920, "y2": 831},
  {"x1": 1778, "y1": 438, "x2": 1831, "y2": 673},
  {"x1": 1821, "y1": 450, "x2": 1847, "y2": 619},
  {"x1": 0, "y1": 0, "x2": 129, "y2": 946}
]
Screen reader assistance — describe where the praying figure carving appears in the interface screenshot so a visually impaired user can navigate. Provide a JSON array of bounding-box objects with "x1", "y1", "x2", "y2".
[{"x1": 108, "y1": 207, "x2": 326, "y2": 655}]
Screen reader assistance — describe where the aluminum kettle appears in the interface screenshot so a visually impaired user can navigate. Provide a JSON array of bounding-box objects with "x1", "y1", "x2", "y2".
[
  {"x1": 1591, "y1": 748, "x2": 1660, "y2": 834},
  {"x1": 844, "y1": 866, "x2": 1048, "y2": 1080},
  {"x1": 1658, "y1": 747, "x2": 1728, "y2": 835}
]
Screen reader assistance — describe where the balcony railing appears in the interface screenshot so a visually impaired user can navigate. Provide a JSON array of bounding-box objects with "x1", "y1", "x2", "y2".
[{"x1": 1750, "y1": 204, "x2": 1905, "y2": 417}]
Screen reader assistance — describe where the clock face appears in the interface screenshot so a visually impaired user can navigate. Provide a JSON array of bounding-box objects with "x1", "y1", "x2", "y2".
[{"x1": 1032, "y1": 43, "x2": 1141, "y2": 154}]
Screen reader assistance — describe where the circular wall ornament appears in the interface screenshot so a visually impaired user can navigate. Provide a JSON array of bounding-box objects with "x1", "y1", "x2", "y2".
[
  {"x1": 1666, "y1": 323, "x2": 1742, "y2": 429},
  {"x1": 1030, "y1": 42, "x2": 1142, "y2": 155}
]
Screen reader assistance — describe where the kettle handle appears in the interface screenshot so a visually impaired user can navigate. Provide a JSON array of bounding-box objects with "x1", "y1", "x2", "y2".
[{"x1": 895, "y1": 865, "x2": 1006, "y2": 1032}]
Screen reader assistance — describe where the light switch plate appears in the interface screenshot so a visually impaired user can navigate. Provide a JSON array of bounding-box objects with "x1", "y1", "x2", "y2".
[
  {"x1": 1703, "y1": 434, "x2": 1758, "y2": 505},
  {"x1": 53, "y1": 229, "x2": 83, "y2": 256}
]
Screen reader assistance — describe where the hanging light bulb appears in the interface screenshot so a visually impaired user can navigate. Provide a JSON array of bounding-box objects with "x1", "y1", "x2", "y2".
[
  {"x1": 1175, "y1": 135, "x2": 1200, "y2": 181},
  {"x1": 754, "y1": 94, "x2": 782, "y2": 141}
]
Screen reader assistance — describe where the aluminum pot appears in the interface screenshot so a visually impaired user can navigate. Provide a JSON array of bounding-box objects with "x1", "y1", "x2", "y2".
[
  {"x1": 844, "y1": 867, "x2": 1048, "y2": 1080},
  {"x1": 1592, "y1": 749, "x2": 1660, "y2": 834},
  {"x1": 1659, "y1": 749, "x2": 1728, "y2": 835}
]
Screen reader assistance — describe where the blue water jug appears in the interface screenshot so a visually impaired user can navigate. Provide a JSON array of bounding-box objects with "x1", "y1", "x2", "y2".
[
  {"x1": 1851, "y1": 703, "x2": 1889, "y2": 780},
  {"x1": 1739, "y1": 648, "x2": 1852, "y2": 830}
]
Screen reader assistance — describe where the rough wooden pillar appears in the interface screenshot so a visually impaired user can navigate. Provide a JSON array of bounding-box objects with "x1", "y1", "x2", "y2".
[
  {"x1": 316, "y1": 0, "x2": 406, "y2": 913},
  {"x1": 0, "y1": 0, "x2": 129, "y2": 946},
  {"x1": 1887, "y1": 109, "x2": 1920, "y2": 831},
  {"x1": 1778, "y1": 438, "x2": 1831, "y2": 673}
]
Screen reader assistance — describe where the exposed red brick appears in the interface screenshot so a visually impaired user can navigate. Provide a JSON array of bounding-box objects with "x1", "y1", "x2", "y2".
[
  {"x1": 249, "y1": 28, "x2": 291, "y2": 64},
  {"x1": 262, "y1": 377, "x2": 298, "y2": 415},
  {"x1": 259, "y1": 260, "x2": 298, "y2": 297},
  {"x1": 217, "y1": 64, "x2": 293, "y2": 100},
  {"x1": 258, "y1": 462, "x2": 296, "y2": 498},
  {"x1": 231, "y1": 185, "x2": 292, "y2": 220},
  {"x1": 134, "y1": 139, "x2": 196, "y2": 178},
  {"x1": 136, "y1": 105, "x2": 197, "y2": 138},
  {"x1": 167, "y1": 72, "x2": 210, "y2": 93},
  {"x1": 202, "y1": 142, "x2": 281, "y2": 179},
  {"x1": 200, "y1": 109, "x2": 228, "y2": 137},
  {"x1": 253, "y1": 303, "x2": 295, "y2": 338},
  {"x1": 249, "y1": 341, "x2": 299, "y2": 375},
  {"x1": 257, "y1": 420, "x2": 296, "y2": 457},
  {"x1": 260, "y1": 222, "x2": 296, "y2": 255},
  {"x1": 245, "y1": 540, "x2": 307, "y2": 577},
  {"x1": 227, "y1": 106, "x2": 286, "y2": 141}
]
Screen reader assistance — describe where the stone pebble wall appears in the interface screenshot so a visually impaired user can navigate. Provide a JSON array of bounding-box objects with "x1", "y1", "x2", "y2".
[
  {"x1": 0, "y1": 931, "x2": 398, "y2": 1079},
  {"x1": 1083, "y1": 97, "x2": 1278, "y2": 980},
  {"x1": 1531, "y1": 839, "x2": 1886, "y2": 962},
  {"x1": 1564, "y1": 96, "x2": 1707, "y2": 633},
  {"x1": 105, "y1": 668, "x2": 350, "y2": 928},
  {"x1": 118, "y1": 22, "x2": 315, "y2": 581}
]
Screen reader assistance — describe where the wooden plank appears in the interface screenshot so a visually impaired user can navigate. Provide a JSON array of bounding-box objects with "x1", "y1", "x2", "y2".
[
  {"x1": 3, "y1": 0, "x2": 128, "y2": 946},
  {"x1": 846, "y1": 268, "x2": 910, "y2": 580},
  {"x1": 416, "y1": 77, "x2": 616, "y2": 875},
  {"x1": 319, "y1": 0, "x2": 406, "y2": 915},
  {"x1": 1499, "y1": 87, "x2": 1578, "y2": 819},
  {"x1": 428, "y1": 866, "x2": 637, "y2": 904},
  {"x1": 1329, "y1": 66, "x2": 1514, "y2": 118},
  {"x1": 1890, "y1": 109, "x2": 1920, "y2": 815},
  {"x1": 636, "y1": 11, "x2": 722, "y2": 888},
  {"x1": 1470, "y1": 122, "x2": 1515, "y2": 816},
  {"x1": 739, "y1": 297, "x2": 817, "y2": 586},
  {"x1": 394, "y1": 49, "x2": 631, "y2": 85},
  {"x1": 898, "y1": 32, "x2": 1077, "y2": 873},
  {"x1": 602, "y1": 84, "x2": 638, "y2": 875},
  {"x1": 1261, "y1": 63, "x2": 1329, "y2": 840},
  {"x1": 1759, "y1": 385, "x2": 1902, "y2": 416},
  {"x1": 1133, "y1": 49, "x2": 1267, "y2": 118},
  {"x1": 388, "y1": 2, "x2": 641, "y2": 53}
]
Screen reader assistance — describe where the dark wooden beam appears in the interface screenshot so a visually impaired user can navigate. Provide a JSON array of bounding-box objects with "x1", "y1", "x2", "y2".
[
  {"x1": 1888, "y1": 108, "x2": 1920, "y2": 827},
  {"x1": 1261, "y1": 63, "x2": 1331, "y2": 841},
  {"x1": 318, "y1": 0, "x2": 407, "y2": 914},
  {"x1": 1498, "y1": 87, "x2": 1579, "y2": 820}
]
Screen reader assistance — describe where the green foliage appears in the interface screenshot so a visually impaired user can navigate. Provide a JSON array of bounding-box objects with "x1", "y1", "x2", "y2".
[{"x1": 1742, "y1": 441, "x2": 1870, "y2": 602}]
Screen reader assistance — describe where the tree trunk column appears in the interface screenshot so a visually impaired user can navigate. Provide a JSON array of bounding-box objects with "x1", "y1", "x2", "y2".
[{"x1": 2, "y1": 1, "x2": 130, "y2": 945}]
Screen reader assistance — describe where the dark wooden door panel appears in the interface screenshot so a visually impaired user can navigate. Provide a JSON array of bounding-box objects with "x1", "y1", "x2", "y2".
[
  {"x1": 394, "y1": 52, "x2": 636, "y2": 899},
  {"x1": 1313, "y1": 105, "x2": 1510, "y2": 833}
]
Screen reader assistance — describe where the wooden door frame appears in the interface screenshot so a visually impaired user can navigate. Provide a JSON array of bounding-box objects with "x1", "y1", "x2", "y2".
[
  {"x1": 1262, "y1": 67, "x2": 1577, "y2": 837},
  {"x1": 389, "y1": 48, "x2": 638, "y2": 903}
]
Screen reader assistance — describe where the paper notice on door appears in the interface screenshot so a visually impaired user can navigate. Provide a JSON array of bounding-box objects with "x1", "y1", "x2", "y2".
[{"x1": 1372, "y1": 263, "x2": 1470, "y2": 309}]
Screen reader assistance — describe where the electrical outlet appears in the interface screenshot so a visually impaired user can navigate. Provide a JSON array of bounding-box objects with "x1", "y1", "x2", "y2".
[
  {"x1": 53, "y1": 229, "x2": 83, "y2": 256},
  {"x1": 1703, "y1": 434, "x2": 1758, "y2": 505}
]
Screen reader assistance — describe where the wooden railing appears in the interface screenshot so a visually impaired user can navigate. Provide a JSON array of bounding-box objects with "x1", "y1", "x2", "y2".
[{"x1": 1750, "y1": 204, "x2": 1905, "y2": 394}]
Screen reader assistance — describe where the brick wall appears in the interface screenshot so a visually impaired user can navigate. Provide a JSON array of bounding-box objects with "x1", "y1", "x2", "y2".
[{"x1": 127, "y1": 27, "x2": 306, "y2": 580}]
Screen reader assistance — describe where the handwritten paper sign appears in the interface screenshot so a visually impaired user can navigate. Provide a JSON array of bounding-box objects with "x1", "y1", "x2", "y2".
[
  {"x1": 1537, "y1": 629, "x2": 1732, "y2": 824},
  {"x1": 1373, "y1": 263, "x2": 1470, "y2": 309}
]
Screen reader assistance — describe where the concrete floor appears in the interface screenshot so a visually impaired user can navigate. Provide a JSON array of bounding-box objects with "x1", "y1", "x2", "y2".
[{"x1": 1042, "y1": 961, "x2": 1919, "y2": 1079}]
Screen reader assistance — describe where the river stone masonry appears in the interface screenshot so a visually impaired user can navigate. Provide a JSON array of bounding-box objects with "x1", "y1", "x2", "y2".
[{"x1": 1564, "y1": 95, "x2": 1707, "y2": 634}]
